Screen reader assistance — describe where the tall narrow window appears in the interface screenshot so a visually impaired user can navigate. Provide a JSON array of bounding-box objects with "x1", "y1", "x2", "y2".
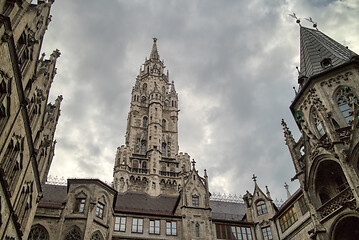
[
  {"x1": 132, "y1": 218, "x2": 143, "y2": 233},
  {"x1": 143, "y1": 116, "x2": 148, "y2": 128},
  {"x1": 162, "y1": 143, "x2": 166, "y2": 156},
  {"x1": 149, "y1": 219, "x2": 160, "y2": 235},
  {"x1": 162, "y1": 119, "x2": 166, "y2": 130},
  {"x1": 336, "y1": 87, "x2": 358, "y2": 125},
  {"x1": 141, "y1": 140, "x2": 146, "y2": 154},
  {"x1": 192, "y1": 196, "x2": 199, "y2": 207},
  {"x1": 95, "y1": 202, "x2": 104, "y2": 219},
  {"x1": 312, "y1": 111, "x2": 325, "y2": 137},
  {"x1": 195, "y1": 223, "x2": 200, "y2": 237},
  {"x1": 256, "y1": 200, "x2": 268, "y2": 216}
]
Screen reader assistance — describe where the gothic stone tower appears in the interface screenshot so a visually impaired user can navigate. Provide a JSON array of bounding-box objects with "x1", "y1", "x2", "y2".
[
  {"x1": 282, "y1": 25, "x2": 359, "y2": 239},
  {"x1": 113, "y1": 38, "x2": 191, "y2": 196}
]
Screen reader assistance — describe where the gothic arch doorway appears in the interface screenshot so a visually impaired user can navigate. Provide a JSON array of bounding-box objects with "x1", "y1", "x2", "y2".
[{"x1": 332, "y1": 216, "x2": 359, "y2": 240}]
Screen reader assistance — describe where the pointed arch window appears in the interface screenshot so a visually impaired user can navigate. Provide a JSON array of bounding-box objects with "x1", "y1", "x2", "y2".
[
  {"x1": 29, "y1": 224, "x2": 49, "y2": 240},
  {"x1": 90, "y1": 231, "x2": 103, "y2": 240},
  {"x1": 142, "y1": 116, "x2": 148, "y2": 128},
  {"x1": 141, "y1": 141, "x2": 146, "y2": 154},
  {"x1": 65, "y1": 227, "x2": 82, "y2": 240},
  {"x1": 336, "y1": 87, "x2": 358, "y2": 125},
  {"x1": 162, "y1": 119, "x2": 166, "y2": 130},
  {"x1": 195, "y1": 223, "x2": 200, "y2": 237},
  {"x1": 161, "y1": 143, "x2": 166, "y2": 156},
  {"x1": 312, "y1": 111, "x2": 325, "y2": 137},
  {"x1": 256, "y1": 200, "x2": 267, "y2": 216}
]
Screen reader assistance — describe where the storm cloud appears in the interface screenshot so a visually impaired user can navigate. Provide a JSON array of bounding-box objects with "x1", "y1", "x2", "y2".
[{"x1": 42, "y1": 0, "x2": 359, "y2": 201}]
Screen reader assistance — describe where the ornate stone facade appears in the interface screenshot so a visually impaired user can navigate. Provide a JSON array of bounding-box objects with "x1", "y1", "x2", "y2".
[{"x1": 0, "y1": 0, "x2": 62, "y2": 239}]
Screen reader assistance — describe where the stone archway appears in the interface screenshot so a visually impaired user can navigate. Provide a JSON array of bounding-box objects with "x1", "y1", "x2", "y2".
[{"x1": 333, "y1": 216, "x2": 359, "y2": 240}]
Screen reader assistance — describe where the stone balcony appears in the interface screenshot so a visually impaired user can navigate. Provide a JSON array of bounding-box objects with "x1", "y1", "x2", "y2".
[{"x1": 317, "y1": 186, "x2": 354, "y2": 220}]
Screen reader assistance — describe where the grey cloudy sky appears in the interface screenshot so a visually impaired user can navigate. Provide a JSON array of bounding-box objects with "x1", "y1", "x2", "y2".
[{"x1": 42, "y1": 0, "x2": 359, "y2": 201}]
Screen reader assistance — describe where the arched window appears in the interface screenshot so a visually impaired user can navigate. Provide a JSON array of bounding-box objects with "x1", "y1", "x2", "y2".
[
  {"x1": 162, "y1": 143, "x2": 166, "y2": 156},
  {"x1": 142, "y1": 116, "x2": 148, "y2": 128},
  {"x1": 28, "y1": 224, "x2": 49, "y2": 240},
  {"x1": 142, "y1": 161, "x2": 147, "y2": 169},
  {"x1": 140, "y1": 140, "x2": 146, "y2": 154},
  {"x1": 162, "y1": 119, "x2": 166, "y2": 130},
  {"x1": 90, "y1": 231, "x2": 103, "y2": 240},
  {"x1": 133, "y1": 160, "x2": 139, "y2": 168},
  {"x1": 256, "y1": 200, "x2": 268, "y2": 216},
  {"x1": 336, "y1": 86, "x2": 358, "y2": 125},
  {"x1": 195, "y1": 223, "x2": 200, "y2": 237},
  {"x1": 65, "y1": 227, "x2": 81, "y2": 240},
  {"x1": 312, "y1": 111, "x2": 325, "y2": 137}
]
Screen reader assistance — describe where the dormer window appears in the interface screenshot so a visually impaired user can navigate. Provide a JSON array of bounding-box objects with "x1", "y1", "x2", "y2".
[
  {"x1": 320, "y1": 58, "x2": 332, "y2": 68},
  {"x1": 256, "y1": 200, "x2": 268, "y2": 216}
]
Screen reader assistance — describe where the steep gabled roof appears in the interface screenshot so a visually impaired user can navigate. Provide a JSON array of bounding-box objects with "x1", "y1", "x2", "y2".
[{"x1": 299, "y1": 26, "x2": 357, "y2": 78}]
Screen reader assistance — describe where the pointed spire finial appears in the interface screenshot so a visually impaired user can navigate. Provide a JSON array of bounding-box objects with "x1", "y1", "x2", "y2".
[
  {"x1": 204, "y1": 169, "x2": 208, "y2": 178},
  {"x1": 289, "y1": 13, "x2": 301, "y2": 26},
  {"x1": 252, "y1": 174, "x2": 257, "y2": 183},
  {"x1": 284, "y1": 182, "x2": 291, "y2": 199},
  {"x1": 281, "y1": 119, "x2": 295, "y2": 146},
  {"x1": 305, "y1": 17, "x2": 318, "y2": 30},
  {"x1": 150, "y1": 37, "x2": 160, "y2": 60},
  {"x1": 265, "y1": 186, "x2": 272, "y2": 200}
]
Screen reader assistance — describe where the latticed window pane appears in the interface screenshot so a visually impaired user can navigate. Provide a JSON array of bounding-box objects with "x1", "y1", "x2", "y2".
[
  {"x1": 95, "y1": 202, "x2": 104, "y2": 218},
  {"x1": 279, "y1": 206, "x2": 298, "y2": 232},
  {"x1": 256, "y1": 200, "x2": 267, "y2": 215},
  {"x1": 29, "y1": 225, "x2": 49, "y2": 240},
  {"x1": 90, "y1": 232, "x2": 103, "y2": 240},
  {"x1": 262, "y1": 226, "x2": 272, "y2": 240},
  {"x1": 336, "y1": 87, "x2": 359, "y2": 125},
  {"x1": 65, "y1": 228, "x2": 81, "y2": 240}
]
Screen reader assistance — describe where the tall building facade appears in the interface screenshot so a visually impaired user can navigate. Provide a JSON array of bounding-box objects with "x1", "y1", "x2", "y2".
[
  {"x1": 113, "y1": 38, "x2": 191, "y2": 196},
  {"x1": 0, "y1": 0, "x2": 61, "y2": 239}
]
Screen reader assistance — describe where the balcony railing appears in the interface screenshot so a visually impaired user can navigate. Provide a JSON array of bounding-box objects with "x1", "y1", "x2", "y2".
[
  {"x1": 159, "y1": 171, "x2": 179, "y2": 177},
  {"x1": 130, "y1": 167, "x2": 148, "y2": 174},
  {"x1": 317, "y1": 186, "x2": 354, "y2": 219}
]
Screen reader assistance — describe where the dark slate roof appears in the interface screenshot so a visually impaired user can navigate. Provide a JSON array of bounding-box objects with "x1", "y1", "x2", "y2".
[
  {"x1": 299, "y1": 26, "x2": 357, "y2": 78},
  {"x1": 115, "y1": 192, "x2": 179, "y2": 216},
  {"x1": 39, "y1": 184, "x2": 67, "y2": 208},
  {"x1": 210, "y1": 200, "x2": 246, "y2": 222}
]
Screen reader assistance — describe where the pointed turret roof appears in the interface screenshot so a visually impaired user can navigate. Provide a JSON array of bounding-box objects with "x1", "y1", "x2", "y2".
[
  {"x1": 150, "y1": 37, "x2": 160, "y2": 60},
  {"x1": 299, "y1": 26, "x2": 357, "y2": 78}
]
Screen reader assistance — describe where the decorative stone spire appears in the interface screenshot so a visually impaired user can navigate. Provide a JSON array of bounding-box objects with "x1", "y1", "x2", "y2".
[
  {"x1": 281, "y1": 119, "x2": 295, "y2": 146},
  {"x1": 284, "y1": 182, "x2": 291, "y2": 199},
  {"x1": 252, "y1": 174, "x2": 257, "y2": 186},
  {"x1": 265, "y1": 185, "x2": 272, "y2": 201},
  {"x1": 150, "y1": 37, "x2": 160, "y2": 60},
  {"x1": 171, "y1": 80, "x2": 176, "y2": 93}
]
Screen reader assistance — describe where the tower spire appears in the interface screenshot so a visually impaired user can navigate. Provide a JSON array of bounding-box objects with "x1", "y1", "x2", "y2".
[{"x1": 150, "y1": 37, "x2": 160, "y2": 60}]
